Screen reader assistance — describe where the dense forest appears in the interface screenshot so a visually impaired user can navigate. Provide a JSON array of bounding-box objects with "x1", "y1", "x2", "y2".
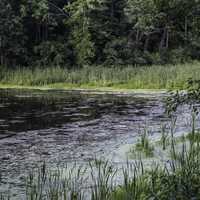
[{"x1": 0, "y1": 0, "x2": 200, "y2": 68}]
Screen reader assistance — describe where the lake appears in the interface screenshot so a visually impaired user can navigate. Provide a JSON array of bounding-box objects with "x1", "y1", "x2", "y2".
[{"x1": 0, "y1": 89, "x2": 194, "y2": 197}]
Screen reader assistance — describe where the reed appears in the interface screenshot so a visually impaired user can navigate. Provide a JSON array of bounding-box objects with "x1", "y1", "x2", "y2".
[
  {"x1": 129, "y1": 129, "x2": 155, "y2": 158},
  {"x1": 0, "y1": 61, "x2": 200, "y2": 90}
]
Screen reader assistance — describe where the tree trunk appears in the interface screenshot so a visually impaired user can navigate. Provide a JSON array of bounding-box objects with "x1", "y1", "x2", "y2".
[
  {"x1": 136, "y1": 30, "x2": 140, "y2": 44},
  {"x1": 0, "y1": 36, "x2": 4, "y2": 66},
  {"x1": 144, "y1": 34, "x2": 150, "y2": 52},
  {"x1": 159, "y1": 28, "x2": 167, "y2": 52},
  {"x1": 166, "y1": 28, "x2": 169, "y2": 49},
  {"x1": 184, "y1": 16, "x2": 188, "y2": 44}
]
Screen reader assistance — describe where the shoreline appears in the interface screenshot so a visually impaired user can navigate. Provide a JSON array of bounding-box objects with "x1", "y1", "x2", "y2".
[{"x1": 0, "y1": 84, "x2": 168, "y2": 94}]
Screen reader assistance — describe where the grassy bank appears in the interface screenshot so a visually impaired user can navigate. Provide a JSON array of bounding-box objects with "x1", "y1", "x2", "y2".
[{"x1": 0, "y1": 62, "x2": 200, "y2": 90}]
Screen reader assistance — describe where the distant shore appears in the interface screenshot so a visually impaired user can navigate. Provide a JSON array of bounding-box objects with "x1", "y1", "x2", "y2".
[
  {"x1": 0, "y1": 84, "x2": 168, "y2": 94},
  {"x1": 0, "y1": 62, "x2": 199, "y2": 92}
]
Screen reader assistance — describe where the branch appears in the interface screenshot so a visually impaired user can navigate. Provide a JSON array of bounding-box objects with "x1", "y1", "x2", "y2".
[{"x1": 48, "y1": 1, "x2": 68, "y2": 17}]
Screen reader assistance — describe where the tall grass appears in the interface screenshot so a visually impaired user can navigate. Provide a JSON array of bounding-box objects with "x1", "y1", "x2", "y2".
[
  {"x1": 129, "y1": 129, "x2": 155, "y2": 158},
  {"x1": 0, "y1": 61, "x2": 200, "y2": 89}
]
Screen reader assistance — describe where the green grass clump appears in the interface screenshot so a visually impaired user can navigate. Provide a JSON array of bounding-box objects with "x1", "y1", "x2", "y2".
[
  {"x1": 172, "y1": 131, "x2": 200, "y2": 147},
  {"x1": 129, "y1": 130, "x2": 155, "y2": 158},
  {"x1": 0, "y1": 61, "x2": 200, "y2": 90},
  {"x1": 159, "y1": 125, "x2": 170, "y2": 150},
  {"x1": 186, "y1": 131, "x2": 200, "y2": 143}
]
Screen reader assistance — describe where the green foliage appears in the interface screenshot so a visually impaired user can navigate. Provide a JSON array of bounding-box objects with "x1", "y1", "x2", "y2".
[
  {"x1": 33, "y1": 41, "x2": 73, "y2": 66},
  {"x1": 0, "y1": 0, "x2": 199, "y2": 67},
  {"x1": 64, "y1": 0, "x2": 95, "y2": 66},
  {"x1": 160, "y1": 125, "x2": 170, "y2": 150},
  {"x1": 129, "y1": 130, "x2": 155, "y2": 158},
  {"x1": 166, "y1": 77, "x2": 200, "y2": 114},
  {"x1": 89, "y1": 0, "x2": 128, "y2": 64},
  {"x1": 0, "y1": 0, "x2": 27, "y2": 66}
]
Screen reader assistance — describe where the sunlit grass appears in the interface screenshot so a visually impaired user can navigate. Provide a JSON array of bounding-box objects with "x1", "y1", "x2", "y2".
[{"x1": 0, "y1": 61, "x2": 200, "y2": 90}]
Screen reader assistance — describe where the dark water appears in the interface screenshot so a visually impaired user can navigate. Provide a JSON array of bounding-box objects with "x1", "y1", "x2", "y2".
[{"x1": 0, "y1": 89, "x2": 192, "y2": 196}]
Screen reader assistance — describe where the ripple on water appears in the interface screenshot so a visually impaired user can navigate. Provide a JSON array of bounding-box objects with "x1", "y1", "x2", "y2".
[{"x1": 0, "y1": 89, "x2": 194, "y2": 197}]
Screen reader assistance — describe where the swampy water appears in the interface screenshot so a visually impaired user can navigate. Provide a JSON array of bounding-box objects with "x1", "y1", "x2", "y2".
[{"x1": 0, "y1": 89, "x2": 194, "y2": 196}]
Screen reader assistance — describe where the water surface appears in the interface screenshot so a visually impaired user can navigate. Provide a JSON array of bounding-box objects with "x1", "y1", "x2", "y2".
[{"x1": 0, "y1": 89, "x2": 192, "y2": 196}]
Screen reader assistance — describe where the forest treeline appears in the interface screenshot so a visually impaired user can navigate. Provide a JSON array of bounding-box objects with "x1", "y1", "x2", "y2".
[{"x1": 0, "y1": 0, "x2": 200, "y2": 68}]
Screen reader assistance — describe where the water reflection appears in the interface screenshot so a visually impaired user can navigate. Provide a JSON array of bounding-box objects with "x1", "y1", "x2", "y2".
[{"x1": 0, "y1": 89, "x2": 162, "y2": 137}]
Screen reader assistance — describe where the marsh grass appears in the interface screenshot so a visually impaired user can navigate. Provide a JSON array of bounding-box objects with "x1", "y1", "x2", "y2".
[
  {"x1": 0, "y1": 195, "x2": 9, "y2": 200},
  {"x1": 154, "y1": 124, "x2": 171, "y2": 151},
  {"x1": 129, "y1": 130, "x2": 155, "y2": 158},
  {"x1": 159, "y1": 125, "x2": 170, "y2": 150},
  {"x1": 1, "y1": 61, "x2": 200, "y2": 89},
  {"x1": 25, "y1": 162, "x2": 88, "y2": 200}
]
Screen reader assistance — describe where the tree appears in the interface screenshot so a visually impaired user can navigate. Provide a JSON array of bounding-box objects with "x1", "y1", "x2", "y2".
[
  {"x1": 0, "y1": 0, "x2": 27, "y2": 66},
  {"x1": 89, "y1": 0, "x2": 129, "y2": 64},
  {"x1": 20, "y1": 0, "x2": 72, "y2": 66},
  {"x1": 125, "y1": 0, "x2": 200, "y2": 64},
  {"x1": 0, "y1": 0, "x2": 199, "y2": 67},
  {"x1": 64, "y1": 0, "x2": 95, "y2": 66}
]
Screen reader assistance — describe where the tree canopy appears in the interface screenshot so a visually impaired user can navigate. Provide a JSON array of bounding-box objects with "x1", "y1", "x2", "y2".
[{"x1": 0, "y1": 0, "x2": 200, "y2": 67}]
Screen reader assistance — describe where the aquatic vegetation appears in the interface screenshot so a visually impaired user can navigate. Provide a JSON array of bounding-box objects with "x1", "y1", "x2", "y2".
[
  {"x1": 129, "y1": 130, "x2": 155, "y2": 158},
  {"x1": 159, "y1": 125, "x2": 170, "y2": 150},
  {"x1": 25, "y1": 162, "x2": 88, "y2": 200},
  {"x1": 0, "y1": 62, "x2": 200, "y2": 90}
]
